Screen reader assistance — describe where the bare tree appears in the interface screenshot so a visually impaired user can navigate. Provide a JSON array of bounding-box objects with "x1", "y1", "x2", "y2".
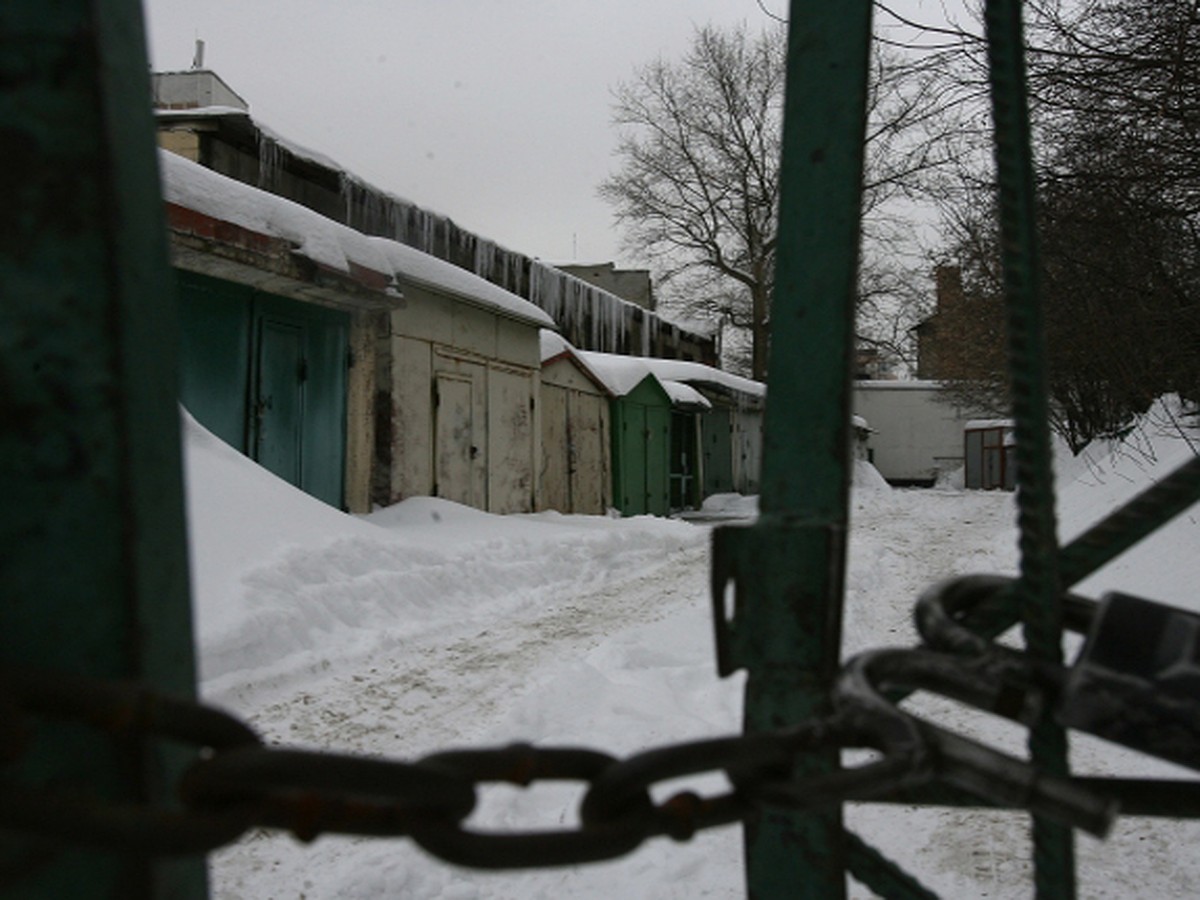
[
  {"x1": 601, "y1": 21, "x2": 961, "y2": 380},
  {"x1": 600, "y1": 25, "x2": 782, "y2": 380},
  {"x1": 925, "y1": 0, "x2": 1200, "y2": 450}
]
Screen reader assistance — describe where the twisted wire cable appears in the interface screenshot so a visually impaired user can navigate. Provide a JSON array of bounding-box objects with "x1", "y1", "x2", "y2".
[{"x1": 984, "y1": 1, "x2": 1075, "y2": 896}]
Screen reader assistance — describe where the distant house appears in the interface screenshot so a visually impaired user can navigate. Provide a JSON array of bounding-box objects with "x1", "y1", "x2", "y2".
[
  {"x1": 555, "y1": 262, "x2": 656, "y2": 313},
  {"x1": 912, "y1": 265, "x2": 963, "y2": 380},
  {"x1": 911, "y1": 264, "x2": 1006, "y2": 384}
]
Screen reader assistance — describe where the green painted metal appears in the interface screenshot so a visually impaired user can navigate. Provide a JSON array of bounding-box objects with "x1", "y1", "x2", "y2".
[
  {"x1": 295, "y1": 303, "x2": 350, "y2": 509},
  {"x1": 645, "y1": 401, "x2": 671, "y2": 515},
  {"x1": 984, "y1": 0, "x2": 1074, "y2": 895},
  {"x1": 713, "y1": 2, "x2": 874, "y2": 897},
  {"x1": 177, "y1": 270, "x2": 254, "y2": 448},
  {"x1": 701, "y1": 406, "x2": 736, "y2": 497},
  {"x1": 256, "y1": 317, "x2": 308, "y2": 485},
  {"x1": 610, "y1": 376, "x2": 672, "y2": 516},
  {"x1": 176, "y1": 270, "x2": 349, "y2": 508},
  {"x1": 0, "y1": 1, "x2": 206, "y2": 897}
]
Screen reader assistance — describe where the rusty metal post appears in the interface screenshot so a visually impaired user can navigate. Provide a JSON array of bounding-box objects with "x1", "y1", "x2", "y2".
[
  {"x1": 712, "y1": 2, "x2": 874, "y2": 896},
  {"x1": 0, "y1": 2, "x2": 205, "y2": 896}
]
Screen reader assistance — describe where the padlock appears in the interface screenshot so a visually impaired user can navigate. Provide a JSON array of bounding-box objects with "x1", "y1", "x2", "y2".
[{"x1": 1059, "y1": 591, "x2": 1200, "y2": 770}]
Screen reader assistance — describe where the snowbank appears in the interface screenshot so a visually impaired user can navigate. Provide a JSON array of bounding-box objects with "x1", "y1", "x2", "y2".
[
  {"x1": 1053, "y1": 395, "x2": 1198, "y2": 607},
  {"x1": 183, "y1": 410, "x2": 702, "y2": 698},
  {"x1": 181, "y1": 396, "x2": 1198, "y2": 899}
]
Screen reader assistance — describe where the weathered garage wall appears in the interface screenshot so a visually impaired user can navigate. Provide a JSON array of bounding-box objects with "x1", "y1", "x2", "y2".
[
  {"x1": 379, "y1": 280, "x2": 542, "y2": 514},
  {"x1": 539, "y1": 354, "x2": 612, "y2": 515}
]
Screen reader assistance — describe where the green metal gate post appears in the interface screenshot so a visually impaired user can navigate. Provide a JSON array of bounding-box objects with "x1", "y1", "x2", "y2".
[
  {"x1": 712, "y1": 2, "x2": 874, "y2": 896},
  {"x1": 0, "y1": 2, "x2": 205, "y2": 897},
  {"x1": 985, "y1": 1, "x2": 1074, "y2": 896}
]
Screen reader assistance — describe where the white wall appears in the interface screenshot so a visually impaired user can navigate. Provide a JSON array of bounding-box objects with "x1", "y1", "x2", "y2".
[{"x1": 852, "y1": 381, "x2": 983, "y2": 484}]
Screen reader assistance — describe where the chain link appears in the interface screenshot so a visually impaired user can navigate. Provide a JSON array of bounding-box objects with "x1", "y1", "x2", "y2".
[{"x1": 0, "y1": 642, "x2": 1123, "y2": 872}]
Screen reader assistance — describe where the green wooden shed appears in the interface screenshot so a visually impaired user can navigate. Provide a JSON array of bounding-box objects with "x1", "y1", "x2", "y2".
[
  {"x1": 610, "y1": 374, "x2": 673, "y2": 517},
  {"x1": 572, "y1": 350, "x2": 677, "y2": 517}
]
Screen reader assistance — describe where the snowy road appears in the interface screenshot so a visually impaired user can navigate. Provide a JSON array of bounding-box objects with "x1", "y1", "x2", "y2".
[
  {"x1": 186, "y1": 408, "x2": 1200, "y2": 898},
  {"x1": 200, "y1": 482, "x2": 1028, "y2": 899}
]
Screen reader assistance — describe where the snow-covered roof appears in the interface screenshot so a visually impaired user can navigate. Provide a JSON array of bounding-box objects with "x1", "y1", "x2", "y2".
[
  {"x1": 572, "y1": 350, "x2": 661, "y2": 398},
  {"x1": 542, "y1": 332, "x2": 759, "y2": 404},
  {"x1": 157, "y1": 104, "x2": 251, "y2": 120},
  {"x1": 365, "y1": 237, "x2": 554, "y2": 327},
  {"x1": 160, "y1": 150, "x2": 554, "y2": 328},
  {"x1": 637, "y1": 358, "x2": 764, "y2": 399},
  {"x1": 661, "y1": 380, "x2": 711, "y2": 410},
  {"x1": 157, "y1": 105, "x2": 356, "y2": 178},
  {"x1": 966, "y1": 419, "x2": 1015, "y2": 430},
  {"x1": 854, "y1": 379, "x2": 944, "y2": 390},
  {"x1": 567, "y1": 352, "x2": 704, "y2": 409},
  {"x1": 540, "y1": 330, "x2": 573, "y2": 362}
]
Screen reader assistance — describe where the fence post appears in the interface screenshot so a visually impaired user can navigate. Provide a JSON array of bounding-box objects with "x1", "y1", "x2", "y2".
[
  {"x1": 712, "y1": 3, "x2": 874, "y2": 896},
  {"x1": 0, "y1": 2, "x2": 206, "y2": 896}
]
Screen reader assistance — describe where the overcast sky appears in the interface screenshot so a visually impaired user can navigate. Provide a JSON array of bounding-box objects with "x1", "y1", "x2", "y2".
[{"x1": 141, "y1": 1, "x2": 954, "y2": 269}]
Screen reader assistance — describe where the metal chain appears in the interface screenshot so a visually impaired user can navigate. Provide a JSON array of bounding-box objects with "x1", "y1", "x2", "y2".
[{"x1": 0, "y1": 652, "x2": 1119, "y2": 872}]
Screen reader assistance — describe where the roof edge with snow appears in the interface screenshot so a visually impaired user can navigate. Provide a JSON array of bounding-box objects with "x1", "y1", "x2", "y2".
[{"x1": 160, "y1": 149, "x2": 554, "y2": 329}]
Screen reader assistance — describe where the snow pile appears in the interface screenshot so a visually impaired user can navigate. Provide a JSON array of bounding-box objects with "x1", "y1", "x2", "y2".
[
  {"x1": 1053, "y1": 395, "x2": 1198, "y2": 608},
  {"x1": 184, "y1": 410, "x2": 702, "y2": 703},
  {"x1": 181, "y1": 399, "x2": 1198, "y2": 898}
]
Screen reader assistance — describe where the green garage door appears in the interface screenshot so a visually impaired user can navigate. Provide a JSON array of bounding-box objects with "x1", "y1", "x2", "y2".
[{"x1": 177, "y1": 269, "x2": 349, "y2": 508}]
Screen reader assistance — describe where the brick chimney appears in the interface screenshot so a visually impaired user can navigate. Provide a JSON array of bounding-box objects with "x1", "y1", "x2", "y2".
[{"x1": 935, "y1": 264, "x2": 964, "y2": 315}]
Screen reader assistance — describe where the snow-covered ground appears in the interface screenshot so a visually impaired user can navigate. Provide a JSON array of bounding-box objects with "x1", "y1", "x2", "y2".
[{"x1": 183, "y1": 399, "x2": 1199, "y2": 898}]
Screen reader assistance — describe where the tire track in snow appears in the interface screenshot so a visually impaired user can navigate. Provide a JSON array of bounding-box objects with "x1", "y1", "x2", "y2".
[
  {"x1": 241, "y1": 539, "x2": 712, "y2": 755},
  {"x1": 844, "y1": 488, "x2": 1018, "y2": 656}
]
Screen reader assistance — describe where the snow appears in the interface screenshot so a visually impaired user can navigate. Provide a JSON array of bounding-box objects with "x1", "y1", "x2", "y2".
[
  {"x1": 157, "y1": 105, "x2": 252, "y2": 121},
  {"x1": 572, "y1": 348, "x2": 663, "y2": 398},
  {"x1": 539, "y1": 329, "x2": 573, "y2": 362},
  {"x1": 366, "y1": 235, "x2": 554, "y2": 328},
  {"x1": 159, "y1": 150, "x2": 553, "y2": 328},
  {"x1": 182, "y1": 398, "x2": 1200, "y2": 898},
  {"x1": 541, "y1": 330, "x2": 765, "y2": 401},
  {"x1": 660, "y1": 379, "x2": 711, "y2": 409},
  {"x1": 637, "y1": 357, "x2": 765, "y2": 399}
]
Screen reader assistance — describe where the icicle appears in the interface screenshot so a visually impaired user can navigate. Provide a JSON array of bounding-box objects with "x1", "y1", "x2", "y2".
[
  {"x1": 257, "y1": 134, "x2": 285, "y2": 192},
  {"x1": 475, "y1": 238, "x2": 496, "y2": 283}
]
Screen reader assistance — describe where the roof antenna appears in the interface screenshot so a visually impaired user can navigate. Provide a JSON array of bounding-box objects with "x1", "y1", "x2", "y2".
[{"x1": 191, "y1": 38, "x2": 205, "y2": 70}]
